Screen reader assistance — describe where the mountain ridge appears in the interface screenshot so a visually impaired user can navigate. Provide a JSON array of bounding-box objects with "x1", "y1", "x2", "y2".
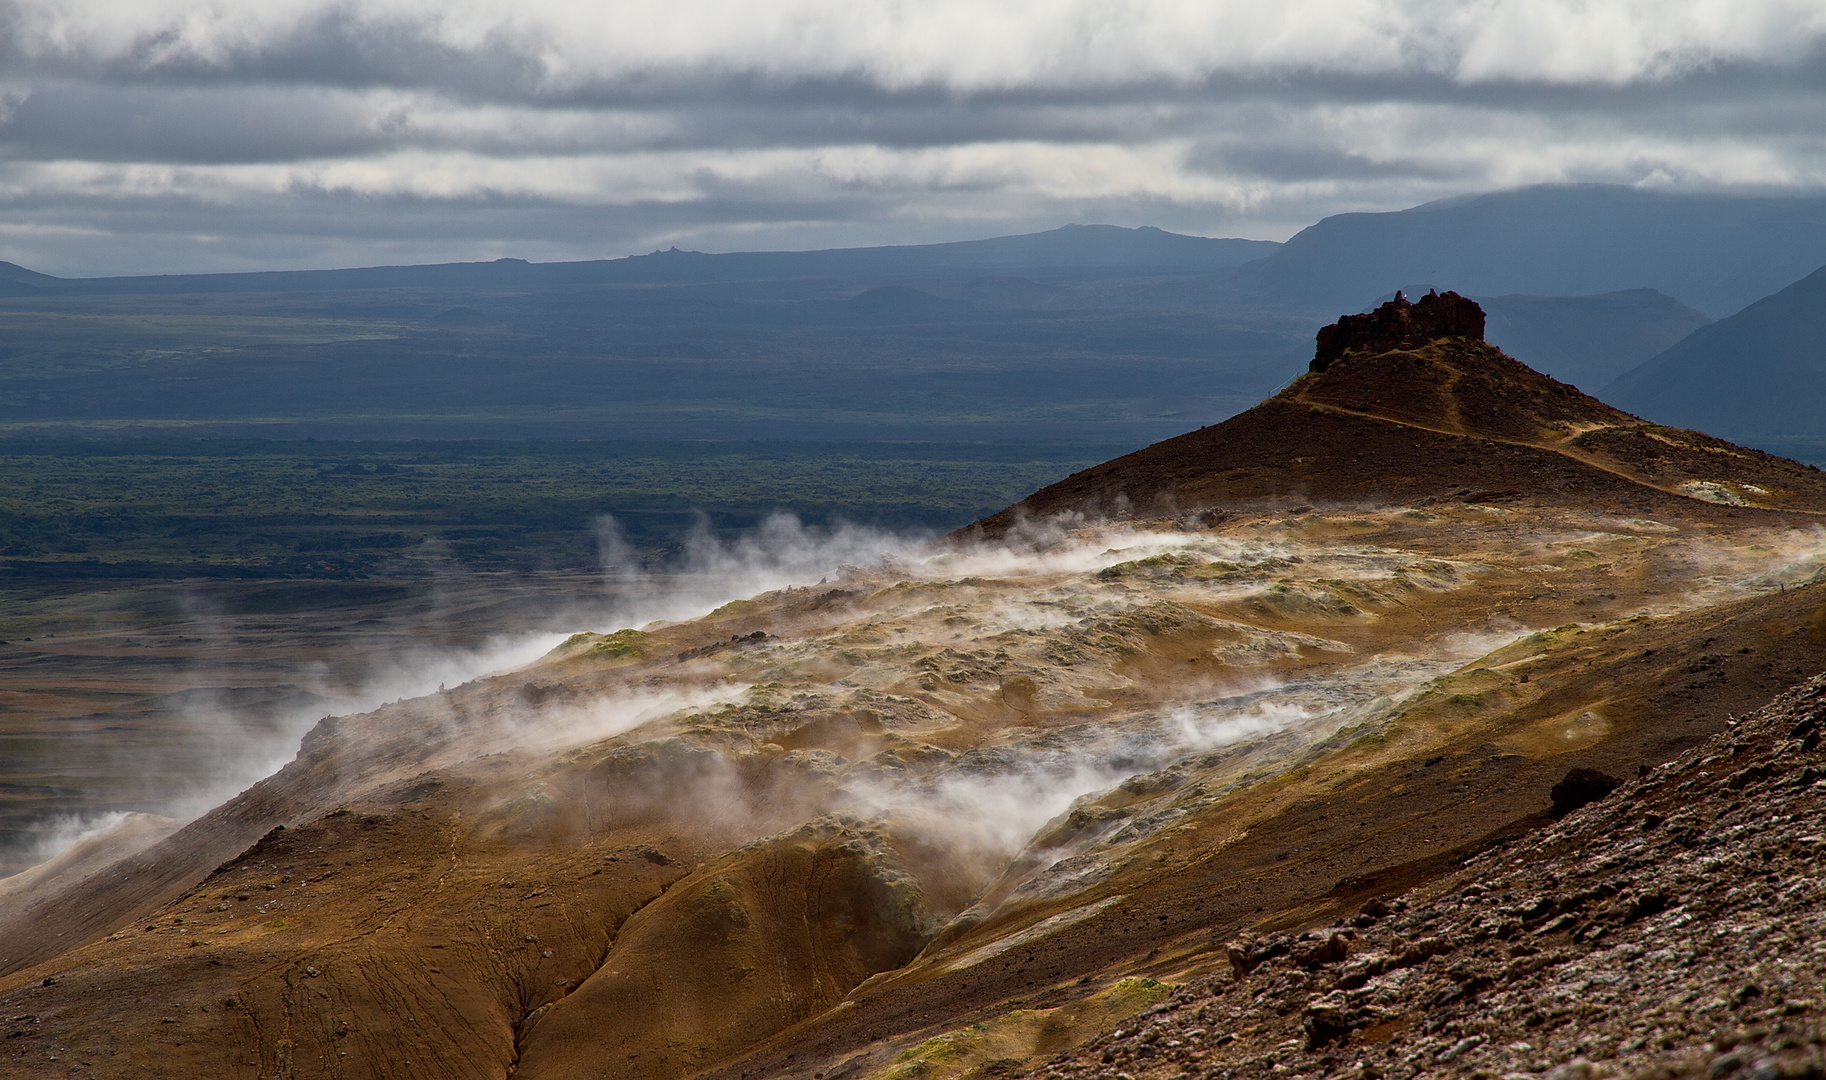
[
  {"x1": 0, "y1": 225, "x2": 1279, "y2": 295},
  {"x1": 1240, "y1": 184, "x2": 1826, "y2": 317}
]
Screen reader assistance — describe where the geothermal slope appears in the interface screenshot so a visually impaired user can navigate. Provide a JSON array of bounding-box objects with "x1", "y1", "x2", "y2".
[{"x1": 4, "y1": 293, "x2": 1826, "y2": 1080}]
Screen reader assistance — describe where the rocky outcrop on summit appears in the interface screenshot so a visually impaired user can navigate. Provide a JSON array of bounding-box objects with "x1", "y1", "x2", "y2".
[{"x1": 1310, "y1": 290, "x2": 1485, "y2": 373}]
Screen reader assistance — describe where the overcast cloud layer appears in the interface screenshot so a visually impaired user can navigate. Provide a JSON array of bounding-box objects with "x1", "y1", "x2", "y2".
[{"x1": 3, "y1": 0, "x2": 1826, "y2": 276}]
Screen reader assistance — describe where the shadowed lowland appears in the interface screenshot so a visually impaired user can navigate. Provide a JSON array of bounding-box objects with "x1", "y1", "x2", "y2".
[{"x1": 4, "y1": 294, "x2": 1826, "y2": 1080}]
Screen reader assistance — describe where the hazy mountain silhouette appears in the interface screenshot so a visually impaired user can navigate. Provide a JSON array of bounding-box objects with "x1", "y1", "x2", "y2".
[
  {"x1": 0, "y1": 261, "x2": 57, "y2": 296},
  {"x1": 1240, "y1": 185, "x2": 1826, "y2": 317},
  {"x1": 1477, "y1": 289, "x2": 1712, "y2": 393},
  {"x1": 0, "y1": 200, "x2": 1820, "y2": 455},
  {"x1": 1605, "y1": 263, "x2": 1826, "y2": 446},
  {"x1": 1, "y1": 225, "x2": 1278, "y2": 296}
]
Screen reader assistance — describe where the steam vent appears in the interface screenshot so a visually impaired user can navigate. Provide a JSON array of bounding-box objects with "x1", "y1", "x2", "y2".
[{"x1": 1310, "y1": 288, "x2": 1486, "y2": 372}]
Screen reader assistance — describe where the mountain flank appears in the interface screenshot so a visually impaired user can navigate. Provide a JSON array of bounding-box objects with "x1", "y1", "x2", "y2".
[
  {"x1": 965, "y1": 291, "x2": 1826, "y2": 536},
  {"x1": 1606, "y1": 262, "x2": 1826, "y2": 449},
  {"x1": 1032, "y1": 673, "x2": 1826, "y2": 1080}
]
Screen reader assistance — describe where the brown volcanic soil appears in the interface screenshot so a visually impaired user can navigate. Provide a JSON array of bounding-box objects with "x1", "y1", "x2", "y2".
[
  {"x1": 4, "y1": 326, "x2": 1826, "y2": 1080},
  {"x1": 965, "y1": 337, "x2": 1826, "y2": 535}
]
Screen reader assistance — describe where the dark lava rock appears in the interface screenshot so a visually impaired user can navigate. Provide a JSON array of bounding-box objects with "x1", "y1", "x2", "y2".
[
  {"x1": 1549, "y1": 766, "x2": 1622, "y2": 817},
  {"x1": 1293, "y1": 932, "x2": 1351, "y2": 969},
  {"x1": 1311, "y1": 289, "x2": 1486, "y2": 373}
]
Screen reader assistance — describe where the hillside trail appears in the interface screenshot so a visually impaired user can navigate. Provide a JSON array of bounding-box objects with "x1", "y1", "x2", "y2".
[{"x1": 1286, "y1": 393, "x2": 1824, "y2": 515}]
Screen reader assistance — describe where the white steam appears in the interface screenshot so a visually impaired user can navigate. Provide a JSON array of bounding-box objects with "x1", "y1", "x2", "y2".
[
  {"x1": 491, "y1": 683, "x2": 748, "y2": 758},
  {"x1": 6, "y1": 629, "x2": 568, "y2": 876},
  {"x1": 24, "y1": 810, "x2": 140, "y2": 866},
  {"x1": 852, "y1": 694, "x2": 1331, "y2": 871},
  {"x1": 24, "y1": 509, "x2": 1821, "y2": 892},
  {"x1": 593, "y1": 511, "x2": 930, "y2": 629},
  {"x1": 162, "y1": 630, "x2": 572, "y2": 821}
]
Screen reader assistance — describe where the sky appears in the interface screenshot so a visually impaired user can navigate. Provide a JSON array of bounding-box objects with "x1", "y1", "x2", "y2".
[{"x1": 3, "y1": 0, "x2": 1826, "y2": 276}]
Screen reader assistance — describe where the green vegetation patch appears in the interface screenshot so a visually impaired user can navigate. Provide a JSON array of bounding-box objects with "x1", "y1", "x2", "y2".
[{"x1": 590, "y1": 629, "x2": 651, "y2": 661}]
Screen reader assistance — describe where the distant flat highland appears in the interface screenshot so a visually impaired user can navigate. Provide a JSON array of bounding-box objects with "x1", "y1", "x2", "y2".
[
  {"x1": 0, "y1": 225, "x2": 1309, "y2": 445},
  {"x1": 0, "y1": 225, "x2": 1280, "y2": 296}
]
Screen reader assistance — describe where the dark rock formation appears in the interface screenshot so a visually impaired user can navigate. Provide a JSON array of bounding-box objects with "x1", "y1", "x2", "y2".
[
  {"x1": 1548, "y1": 766, "x2": 1622, "y2": 817},
  {"x1": 1311, "y1": 289, "x2": 1486, "y2": 373}
]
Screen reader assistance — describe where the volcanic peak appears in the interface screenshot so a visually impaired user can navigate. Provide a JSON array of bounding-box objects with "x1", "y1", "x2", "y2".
[
  {"x1": 1310, "y1": 289, "x2": 1485, "y2": 373},
  {"x1": 965, "y1": 296, "x2": 1826, "y2": 534}
]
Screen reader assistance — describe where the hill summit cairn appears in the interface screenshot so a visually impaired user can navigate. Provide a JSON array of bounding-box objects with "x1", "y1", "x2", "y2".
[{"x1": 1310, "y1": 289, "x2": 1485, "y2": 372}]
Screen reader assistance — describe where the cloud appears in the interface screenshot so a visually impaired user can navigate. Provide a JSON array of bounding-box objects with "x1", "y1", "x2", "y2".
[
  {"x1": 1, "y1": 0, "x2": 1824, "y2": 274},
  {"x1": 10, "y1": 0, "x2": 1825, "y2": 90}
]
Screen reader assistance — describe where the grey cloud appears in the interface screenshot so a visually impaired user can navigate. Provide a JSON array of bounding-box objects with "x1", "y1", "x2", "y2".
[
  {"x1": 2, "y1": 1, "x2": 1826, "y2": 275},
  {"x1": 0, "y1": 82, "x2": 397, "y2": 164},
  {"x1": 10, "y1": 1, "x2": 1826, "y2": 99},
  {"x1": 12, "y1": 74, "x2": 1824, "y2": 166},
  {"x1": 1188, "y1": 138, "x2": 1470, "y2": 186},
  {"x1": 0, "y1": 6, "x2": 548, "y2": 98}
]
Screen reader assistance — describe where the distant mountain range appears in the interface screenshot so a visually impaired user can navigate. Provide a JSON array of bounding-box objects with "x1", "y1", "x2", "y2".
[
  {"x1": 1, "y1": 186, "x2": 1824, "y2": 454},
  {"x1": 8, "y1": 184, "x2": 1826, "y2": 318},
  {"x1": 0, "y1": 225, "x2": 1278, "y2": 296},
  {"x1": 0, "y1": 224, "x2": 1310, "y2": 447},
  {"x1": 1244, "y1": 184, "x2": 1826, "y2": 318},
  {"x1": 1478, "y1": 289, "x2": 1713, "y2": 393}
]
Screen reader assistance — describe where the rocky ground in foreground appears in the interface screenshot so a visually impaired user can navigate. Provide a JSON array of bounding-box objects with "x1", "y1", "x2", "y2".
[{"x1": 1034, "y1": 674, "x2": 1826, "y2": 1080}]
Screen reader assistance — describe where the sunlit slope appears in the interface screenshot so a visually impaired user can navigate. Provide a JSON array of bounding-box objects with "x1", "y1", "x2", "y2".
[
  {"x1": 4, "y1": 295, "x2": 1826, "y2": 1080},
  {"x1": 2, "y1": 501, "x2": 1823, "y2": 1079}
]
